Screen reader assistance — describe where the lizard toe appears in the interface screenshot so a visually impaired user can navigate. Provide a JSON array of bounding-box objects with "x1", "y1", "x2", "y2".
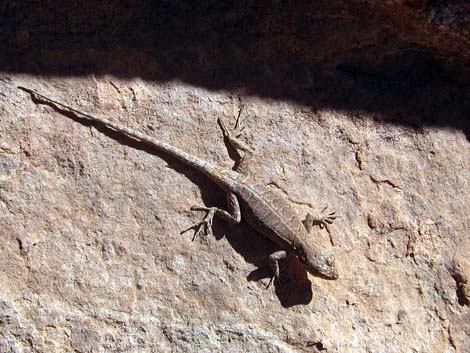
[{"x1": 181, "y1": 206, "x2": 216, "y2": 241}]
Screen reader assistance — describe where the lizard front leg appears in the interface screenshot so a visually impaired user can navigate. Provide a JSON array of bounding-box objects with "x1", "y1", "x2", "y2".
[
  {"x1": 181, "y1": 192, "x2": 241, "y2": 240},
  {"x1": 266, "y1": 250, "x2": 287, "y2": 289}
]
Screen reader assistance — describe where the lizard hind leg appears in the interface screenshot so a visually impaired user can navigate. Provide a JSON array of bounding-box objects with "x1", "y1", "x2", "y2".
[
  {"x1": 217, "y1": 107, "x2": 254, "y2": 175},
  {"x1": 180, "y1": 192, "x2": 241, "y2": 241}
]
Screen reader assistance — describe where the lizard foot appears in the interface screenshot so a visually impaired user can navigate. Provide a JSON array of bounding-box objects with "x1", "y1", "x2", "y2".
[
  {"x1": 303, "y1": 206, "x2": 337, "y2": 245},
  {"x1": 265, "y1": 275, "x2": 276, "y2": 289},
  {"x1": 217, "y1": 107, "x2": 254, "y2": 154},
  {"x1": 313, "y1": 206, "x2": 337, "y2": 228},
  {"x1": 265, "y1": 265, "x2": 289, "y2": 289},
  {"x1": 180, "y1": 206, "x2": 216, "y2": 241},
  {"x1": 265, "y1": 250, "x2": 288, "y2": 289},
  {"x1": 218, "y1": 106, "x2": 246, "y2": 139}
]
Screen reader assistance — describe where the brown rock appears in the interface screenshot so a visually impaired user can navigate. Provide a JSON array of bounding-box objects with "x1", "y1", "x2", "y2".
[{"x1": 1, "y1": 1, "x2": 469, "y2": 352}]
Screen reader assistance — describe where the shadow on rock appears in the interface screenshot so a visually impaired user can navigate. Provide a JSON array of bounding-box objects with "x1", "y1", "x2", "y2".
[
  {"x1": 3, "y1": 0, "x2": 470, "y2": 139},
  {"x1": 247, "y1": 254, "x2": 313, "y2": 308}
]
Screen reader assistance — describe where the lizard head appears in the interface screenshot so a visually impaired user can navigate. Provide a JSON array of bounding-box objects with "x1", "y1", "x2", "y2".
[{"x1": 298, "y1": 246, "x2": 339, "y2": 280}]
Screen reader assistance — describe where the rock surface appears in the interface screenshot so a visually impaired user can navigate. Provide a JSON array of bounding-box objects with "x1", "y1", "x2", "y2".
[{"x1": 1, "y1": 1, "x2": 469, "y2": 352}]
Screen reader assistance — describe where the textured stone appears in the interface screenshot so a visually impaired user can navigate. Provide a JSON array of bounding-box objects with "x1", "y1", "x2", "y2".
[{"x1": 1, "y1": 1, "x2": 470, "y2": 352}]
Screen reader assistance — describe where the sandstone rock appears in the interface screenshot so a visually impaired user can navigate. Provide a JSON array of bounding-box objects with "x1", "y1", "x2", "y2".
[{"x1": 1, "y1": 1, "x2": 469, "y2": 352}]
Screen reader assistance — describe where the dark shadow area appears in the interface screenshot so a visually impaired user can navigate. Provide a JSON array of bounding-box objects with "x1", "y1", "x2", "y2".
[
  {"x1": 247, "y1": 254, "x2": 313, "y2": 307},
  {"x1": 451, "y1": 268, "x2": 470, "y2": 307},
  {"x1": 2, "y1": 0, "x2": 470, "y2": 139},
  {"x1": 25, "y1": 90, "x2": 313, "y2": 306}
]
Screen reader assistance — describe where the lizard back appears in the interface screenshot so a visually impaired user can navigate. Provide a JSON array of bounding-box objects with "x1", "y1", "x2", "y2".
[{"x1": 235, "y1": 181, "x2": 309, "y2": 252}]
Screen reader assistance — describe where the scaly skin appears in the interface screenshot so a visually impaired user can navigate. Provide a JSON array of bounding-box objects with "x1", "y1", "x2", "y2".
[{"x1": 18, "y1": 86, "x2": 338, "y2": 287}]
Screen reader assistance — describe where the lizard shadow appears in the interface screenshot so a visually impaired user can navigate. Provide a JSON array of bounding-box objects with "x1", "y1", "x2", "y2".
[
  {"x1": 35, "y1": 97, "x2": 314, "y2": 307},
  {"x1": 213, "y1": 220, "x2": 313, "y2": 308}
]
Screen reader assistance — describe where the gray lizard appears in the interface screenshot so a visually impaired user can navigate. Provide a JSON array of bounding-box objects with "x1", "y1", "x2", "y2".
[{"x1": 19, "y1": 86, "x2": 338, "y2": 287}]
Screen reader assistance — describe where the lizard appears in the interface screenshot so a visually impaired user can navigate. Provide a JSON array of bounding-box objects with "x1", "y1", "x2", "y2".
[{"x1": 18, "y1": 86, "x2": 339, "y2": 287}]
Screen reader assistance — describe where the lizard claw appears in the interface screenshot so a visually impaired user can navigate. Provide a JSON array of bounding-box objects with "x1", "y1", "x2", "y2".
[
  {"x1": 217, "y1": 117, "x2": 230, "y2": 138},
  {"x1": 180, "y1": 206, "x2": 216, "y2": 241},
  {"x1": 306, "y1": 206, "x2": 337, "y2": 229},
  {"x1": 317, "y1": 206, "x2": 336, "y2": 246},
  {"x1": 266, "y1": 250, "x2": 287, "y2": 289},
  {"x1": 304, "y1": 206, "x2": 337, "y2": 246},
  {"x1": 233, "y1": 105, "x2": 246, "y2": 137},
  {"x1": 265, "y1": 268, "x2": 290, "y2": 289},
  {"x1": 265, "y1": 275, "x2": 276, "y2": 289},
  {"x1": 316, "y1": 205, "x2": 337, "y2": 227}
]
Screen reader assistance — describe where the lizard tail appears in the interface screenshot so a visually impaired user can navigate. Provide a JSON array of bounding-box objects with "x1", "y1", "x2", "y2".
[{"x1": 18, "y1": 86, "x2": 235, "y2": 189}]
